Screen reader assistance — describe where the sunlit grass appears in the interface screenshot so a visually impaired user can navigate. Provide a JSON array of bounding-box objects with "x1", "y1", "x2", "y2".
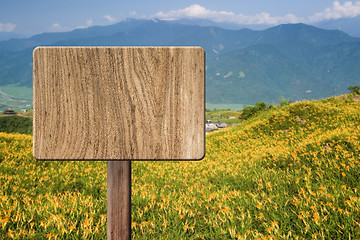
[
  {"x1": 0, "y1": 133, "x2": 107, "y2": 239},
  {"x1": 1, "y1": 95, "x2": 360, "y2": 239}
]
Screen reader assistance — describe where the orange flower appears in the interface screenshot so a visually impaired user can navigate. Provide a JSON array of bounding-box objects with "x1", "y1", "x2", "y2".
[{"x1": 313, "y1": 212, "x2": 320, "y2": 223}]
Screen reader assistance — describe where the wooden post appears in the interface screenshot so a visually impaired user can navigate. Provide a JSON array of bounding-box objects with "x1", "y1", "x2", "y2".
[
  {"x1": 107, "y1": 161, "x2": 131, "y2": 240},
  {"x1": 33, "y1": 47, "x2": 205, "y2": 239}
]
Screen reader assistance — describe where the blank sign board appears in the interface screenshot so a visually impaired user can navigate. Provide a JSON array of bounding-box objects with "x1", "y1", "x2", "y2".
[{"x1": 33, "y1": 47, "x2": 205, "y2": 160}]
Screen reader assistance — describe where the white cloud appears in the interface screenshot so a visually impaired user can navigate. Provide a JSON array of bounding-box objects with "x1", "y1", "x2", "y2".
[
  {"x1": 104, "y1": 15, "x2": 117, "y2": 23},
  {"x1": 309, "y1": 1, "x2": 360, "y2": 22},
  {"x1": 155, "y1": 4, "x2": 219, "y2": 20},
  {"x1": 153, "y1": 4, "x2": 302, "y2": 25},
  {"x1": 76, "y1": 19, "x2": 94, "y2": 29},
  {"x1": 0, "y1": 22, "x2": 16, "y2": 32},
  {"x1": 129, "y1": 11, "x2": 147, "y2": 19},
  {"x1": 152, "y1": 2, "x2": 360, "y2": 26},
  {"x1": 49, "y1": 23, "x2": 71, "y2": 32}
]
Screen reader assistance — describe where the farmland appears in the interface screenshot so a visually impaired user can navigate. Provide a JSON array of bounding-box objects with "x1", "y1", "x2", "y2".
[{"x1": 1, "y1": 95, "x2": 360, "y2": 239}]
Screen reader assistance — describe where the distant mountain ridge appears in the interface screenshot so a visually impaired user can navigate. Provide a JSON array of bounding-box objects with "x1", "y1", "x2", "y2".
[
  {"x1": 0, "y1": 19, "x2": 359, "y2": 105},
  {"x1": 314, "y1": 15, "x2": 360, "y2": 38}
]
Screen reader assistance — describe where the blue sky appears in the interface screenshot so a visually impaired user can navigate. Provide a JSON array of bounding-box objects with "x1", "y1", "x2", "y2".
[{"x1": 1, "y1": 0, "x2": 360, "y2": 36}]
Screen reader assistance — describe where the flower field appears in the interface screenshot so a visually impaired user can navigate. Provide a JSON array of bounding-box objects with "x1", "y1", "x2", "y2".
[{"x1": 1, "y1": 95, "x2": 360, "y2": 239}]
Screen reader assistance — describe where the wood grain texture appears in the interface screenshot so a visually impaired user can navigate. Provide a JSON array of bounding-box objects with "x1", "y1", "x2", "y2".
[
  {"x1": 107, "y1": 161, "x2": 131, "y2": 239},
  {"x1": 33, "y1": 47, "x2": 205, "y2": 160}
]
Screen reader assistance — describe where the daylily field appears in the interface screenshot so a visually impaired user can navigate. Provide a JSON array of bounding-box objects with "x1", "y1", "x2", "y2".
[{"x1": 1, "y1": 95, "x2": 360, "y2": 239}]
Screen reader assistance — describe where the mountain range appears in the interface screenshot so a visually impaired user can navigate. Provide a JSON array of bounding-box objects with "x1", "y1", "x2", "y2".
[{"x1": 0, "y1": 19, "x2": 360, "y2": 106}]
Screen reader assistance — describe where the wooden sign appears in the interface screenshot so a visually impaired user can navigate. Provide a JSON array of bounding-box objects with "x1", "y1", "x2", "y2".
[
  {"x1": 33, "y1": 47, "x2": 205, "y2": 160},
  {"x1": 33, "y1": 46, "x2": 205, "y2": 239}
]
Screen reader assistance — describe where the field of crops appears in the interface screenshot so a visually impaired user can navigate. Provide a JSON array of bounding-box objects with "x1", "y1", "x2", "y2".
[{"x1": 1, "y1": 95, "x2": 360, "y2": 239}]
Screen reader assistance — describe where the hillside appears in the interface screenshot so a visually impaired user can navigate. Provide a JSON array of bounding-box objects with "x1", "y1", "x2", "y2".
[
  {"x1": 1, "y1": 95, "x2": 360, "y2": 238},
  {"x1": 206, "y1": 41, "x2": 360, "y2": 104},
  {"x1": 0, "y1": 20, "x2": 360, "y2": 109}
]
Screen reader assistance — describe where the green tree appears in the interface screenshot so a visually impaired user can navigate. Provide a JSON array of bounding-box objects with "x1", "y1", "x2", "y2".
[
  {"x1": 280, "y1": 97, "x2": 291, "y2": 106},
  {"x1": 348, "y1": 85, "x2": 360, "y2": 95},
  {"x1": 241, "y1": 101, "x2": 268, "y2": 120}
]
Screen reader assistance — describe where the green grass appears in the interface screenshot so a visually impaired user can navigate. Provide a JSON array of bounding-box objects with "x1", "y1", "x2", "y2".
[
  {"x1": 1, "y1": 95, "x2": 360, "y2": 239},
  {"x1": 17, "y1": 109, "x2": 33, "y2": 118},
  {"x1": 206, "y1": 109, "x2": 243, "y2": 126}
]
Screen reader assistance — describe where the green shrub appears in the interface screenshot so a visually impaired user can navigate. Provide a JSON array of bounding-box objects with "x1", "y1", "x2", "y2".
[
  {"x1": 0, "y1": 115, "x2": 32, "y2": 134},
  {"x1": 348, "y1": 85, "x2": 360, "y2": 95},
  {"x1": 241, "y1": 101, "x2": 268, "y2": 120},
  {"x1": 279, "y1": 97, "x2": 291, "y2": 106}
]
